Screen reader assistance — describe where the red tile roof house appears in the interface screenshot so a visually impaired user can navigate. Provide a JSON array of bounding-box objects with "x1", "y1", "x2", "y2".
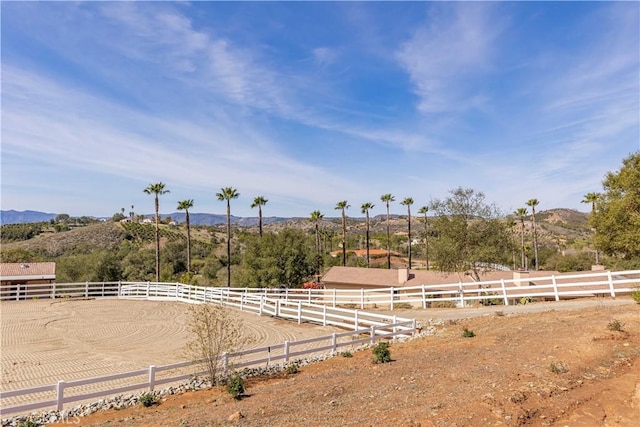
[
  {"x1": 320, "y1": 266, "x2": 629, "y2": 308},
  {"x1": 0, "y1": 262, "x2": 56, "y2": 301}
]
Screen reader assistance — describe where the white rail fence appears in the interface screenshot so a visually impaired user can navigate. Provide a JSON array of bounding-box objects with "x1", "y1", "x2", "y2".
[
  {"x1": 1, "y1": 269, "x2": 638, "y2": 308},
  {"x1": 1, "y1": 283, "x2": 416, "y2": 416}
]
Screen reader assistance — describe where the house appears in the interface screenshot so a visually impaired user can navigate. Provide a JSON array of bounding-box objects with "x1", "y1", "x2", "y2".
[
  {"x1": 328, "y1": 249, "x2": 401, "y2": 259},
  {"x1": 0, "y1": 262, "x2": 56, "y2": 300}
]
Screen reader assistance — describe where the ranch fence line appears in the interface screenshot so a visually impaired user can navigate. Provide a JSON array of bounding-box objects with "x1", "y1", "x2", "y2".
[{"x1": 1, "y1": 269, "x2": 638, "y2": 309}]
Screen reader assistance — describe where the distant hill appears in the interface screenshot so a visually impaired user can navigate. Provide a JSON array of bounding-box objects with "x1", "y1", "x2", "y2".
[{"x1": 1, "y1": 210, "x2": 57, "y2": 225}]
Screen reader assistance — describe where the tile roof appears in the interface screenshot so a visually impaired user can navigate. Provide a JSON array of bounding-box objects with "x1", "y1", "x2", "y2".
[{"x1": 0, "y1": 262, "x2": 56, "y2": 278}]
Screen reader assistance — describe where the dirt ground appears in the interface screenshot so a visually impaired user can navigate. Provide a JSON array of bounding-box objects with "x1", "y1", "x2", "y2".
[{"x1": 48, "y1": 298, "x2": 640, "y2": 427}]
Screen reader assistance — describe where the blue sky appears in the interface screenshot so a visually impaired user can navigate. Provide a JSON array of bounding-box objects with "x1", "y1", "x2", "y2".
[{"x1": 2, "y1": 1, "x2": 639, "y2": 219}]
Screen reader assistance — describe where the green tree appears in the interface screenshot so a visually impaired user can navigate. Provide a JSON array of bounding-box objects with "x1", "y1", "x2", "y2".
[
  {"x1": 361, "y1": 202, "x2": 375, "y2": 268},
  {"x1": 430, "y1": 188, "x2": 512, "y2": 281},
  {"x1": 525, "y1": 199, "x2": 540, "y2": 270},
  {"x1": 514, "y1": 207, "x2": 528, "y2": 270},
  {"x1": 309, "y1": 210, "x2": 324, "y2": 279},
  {"x1": 144, "y1": 182, "x2": 169, "y2": 282},
  {"x1": 400, "y1": 197, "x2": 414, "y2": 269},
  {"x1": 590, "y1": 152, "x2": 640, "y2": 262},
  {"x1": 216, "y1": 187, "x2": 240, "y2": 287},
  {"x1": 380, "y1": 193, "x2": 395, "y2": 269},
  {"x1": 177, "y1": 199, "x2": 195, "y2": 272},
  {"x1": 581, "y1": 192, "x2": 600, "y2": 265},
  {"x1": 251, "y1": 196, "x2": 268, "y2": 237},
  {"x1": 240, "y1": 230, "x2": 316, "y2": 287},
  {"x1": 418, "y1": 206, "x2": 429, "y2": 270},
  {"x1": 335, "y1": 200, "x2": 350, "y2": 266}
]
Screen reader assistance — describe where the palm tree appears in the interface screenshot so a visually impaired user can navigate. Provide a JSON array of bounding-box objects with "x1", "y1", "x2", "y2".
[
  {"x1": 582, "y1": 192, "x2": 600, "y2": 264},
  {"x1": 418, "y1": 206, "x2": 429, "y2": 270},
  {"x1": 251, "y1": 196, "x2": 268, "y2": 237},
  {"x1": 380, "y1": 193, "x2": 395, "y2": 269},
  {"x1": 525, "y1": 199, "x2": 540, "y2": 270},
  {"x1": 361, "y1": 202, "x2": 374, "y2": 268},
  {"x1": 177, "y1": 199, "x2": 194, "y2": 273},
  {"x1": 216, "y1": 187, "x2": 240, "y2": 287},
  {"x1": 144, "y1": 182, "x2": 169, "y2": 282},
  {"x1": 335, "y1": 201, "x2": 350, "y2": 266},
  {"x1": 400, "y1": 197, "x2": 414, "y2": 269},
  {"x1": 514, "y1": 207, "x2": 528, "y2": 270},
  {"x1": 309, "y1": 210, "x2": 324, "y2": 280}
]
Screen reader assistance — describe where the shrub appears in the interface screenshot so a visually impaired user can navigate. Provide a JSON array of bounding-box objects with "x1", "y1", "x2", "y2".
[
  {"x1": 18, "y1": 420, "x2": 39, "y2": 427},
  {"x1": 139, "y1": 392, "x2": 157, "y2": 407},
  {"x1": 631, "y1": 286, "x2": 640, "y2": 304},
  {"x1": 226, "y1": 374, "x2": 245, "y2": 400},
  {"x1": 430, "y1": 301, "x2": 457, "y2": 309},
  {"x1": 549, "y1": 361, "x2": 569, "y2": 374},
  {"x1": 285, "y1": 363, "x2": 299, "y2": 375},
  {"x1": 393, "y1": 302, "x2": 413, "y2": 309},
  {"x1": 462, "y1": 328, "x2": 476, "y2": 338},
  {"x1": 372, "y1": 342, "x2": 391, "y2": 364},
  {"x1": 607, "y1": 319, "x2": 625, "y2": 332},
  {"x1": 341, "y1": 351, "x2": 353, "y2": 358}
]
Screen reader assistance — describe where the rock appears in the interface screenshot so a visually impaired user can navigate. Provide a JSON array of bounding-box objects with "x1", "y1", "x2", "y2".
[{"x1": 228, "y1": 411, "x2": 244, "y2": 421}]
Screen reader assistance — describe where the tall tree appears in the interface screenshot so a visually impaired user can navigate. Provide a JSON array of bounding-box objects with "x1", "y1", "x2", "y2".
[
  {"x1": 590, "y1": 152, "x2": 640, "y2": 261},
  {"x1": 177, "y1": 199, "x2": 194, "y2": 273},
  {"x1": 251, "y1": 196, "x2": 268, "y2": 237},
  {"x1": 335, "y1": 201, "x2": 350, "y2": 266},
  {"x1": 380, "y1": 193, "x2": 395, "y2": 269},
  {"x1": 525, "y1": 199, "x2": 540, "y2": 270},
  {"x1": 217, "y1": 187, "x2": 240, "y2": 287},
  {"x1": 430, "y1": 188, "x2": 512, "y2": 281},
  {"x1": 361, "y1": 202, "x2": 374, "y2": 268},
  {"x1": 418, "y1": 205, "x2": 429, "y2": 270},
  {"x1": 144, "y1": 182, "x2": 169, "y2": 282},
  {"x1": 400, "y1": 197, "x2": 414, "y2": 269},
  {"x1": 514, "y1": 207, "x2": 528, "y2": 270},
  {"x1": 309, "y1": 210, "x2": 324, "y2": 280}
]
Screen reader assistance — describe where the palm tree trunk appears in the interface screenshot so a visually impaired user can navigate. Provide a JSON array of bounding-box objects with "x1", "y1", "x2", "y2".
[
  {"x1": 226, "y1": 201, "x2": 231, "y2": 287},
  {"x1": 341, "y1": 213, "x2": 346, "y2": 267},
  {"x1": 532, "y1": 208, "x2": 539, "y2": 271},
  {"x1": 258, "y1": 206, "x2": 263, "y2": 237},
  {"x1": 407, "y1": 207, "x2": 411, "y2": 269},
  {"x1": 186, "y1": 210, "x2": 191, "y2": 273},
  {"x1": 386, "y1": 207, "x2": 391, "y2": 269},
  {"x1": 154, "y1": 196, "x2": 160, "y2": 282},
  {"x1": 520, "y1": 219, "x2": 525, "y2": 270}
]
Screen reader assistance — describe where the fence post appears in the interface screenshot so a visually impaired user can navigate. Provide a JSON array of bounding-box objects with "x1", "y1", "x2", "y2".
[
  {"x1": 458, "y1": 282, "x2": 464, "y2": 307},
  {"x1": 354, "y1": 310, "x2": 359, "y2": 331},
  {"x1": 297, "y1": 301, "x2": 302, "y2": 324},
  {"x1": 259, "y1": 296, "x2": 264, "y2": 316},
  {"x1": 284, "y1": 341, "x2": 290, "y2": 362},
  {"x1": 412, "y1": 319, "x2": 417, "y2": 336},
  {"x1": 146, "y1": 281, "x2": 150, "y2": 298},
  {"x1": 500, "y1": 279, "x2": 509, "y2": 306},
  {"x1": 333, "y1": 289, "x2": 337, "y2": 308},
  {"x1": 323, "y1": 305, "x2": 327, "y2": 327},
  {"x1": 370, "y1": 325, "x2": 375, "y2": 345},
  {"x1": 331, "y1": 333, "x2": 337, "y2": 353},
  {"x1": 52, "y1": 282, "x2": 57, "y2": 300},
  {"x1": 276, "y1": 299, "x2": 280, "y2": 318},
  {"x1": 607, "y1": 271, "x2": 616, "y2": 297},
  {"x1": 16, "y1": 284, "x2": 20, "y2": 301},
  {"x1": 118, "y1": 280, "x2": 122, "y2": 298},
  {"x1": 285, "y1": 287, "x2": 289, "y2": 302},
  {"x1": 148, "y1": 365, "x2": 156, "y2": 391},
  {"x1": 85, "y1": 281, "x2": 89, "y2": 298},
  {"x1": 240, "y1": 293, "x2": 244, "y2": 311},
  {"x1": 101, "y1": 282, "x2": 105, "y2": 298},
  {"x1": 393, "y1": 315, "x2": 397, "y2": 335},
  {"x1": 390, "y1": 288, "x2": 394, "y2": 311},
  {"x1": 56, "y1": 380, "x2": 65, "y2": 411},
  {"x1": 360, "y1": 288, "x2": 365, "y2": 309},
  {"x1": 552, "y1": 275, "x2": 560, "y2": 301},
  {"x1": 308, "y1": 288, "x2": 312, "y2": 304},
  {"x1": 421, "y1": 285, "x2": 426, "y2": 309}
]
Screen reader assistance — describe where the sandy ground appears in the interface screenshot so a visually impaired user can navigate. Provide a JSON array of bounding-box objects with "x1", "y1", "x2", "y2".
[
  {"x1": 2, "y1": 297, "x2": 639, "y2": 426},
  {"x1": 0, "y1": 299, "x2": 342, "y2": 411}
]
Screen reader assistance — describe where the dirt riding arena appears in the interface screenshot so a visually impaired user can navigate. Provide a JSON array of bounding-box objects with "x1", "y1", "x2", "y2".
[{"x1": 0, "y1": 299, "x2": 342, "y2": 406}]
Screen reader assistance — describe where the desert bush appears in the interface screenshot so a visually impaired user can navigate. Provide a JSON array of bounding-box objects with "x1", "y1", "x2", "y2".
[
  {"x1": 341, "y1": 351, "x2": 353, "y2": 358},
  {"x1": 631, "y1": 286, "x2": 640, "y2": 304},
  {"x1": 607, "y1": 319, "x2": 625, "y2": 332},
  {"x1": 549, "y1": 361, "x2": 568, "y2": 374},
  {"x1": 462, "y1": 328, "x2": 476, "y2": 338},
  {"x1": 226, "y1": 374, "x2": 245, "y2": 400},
  {"x1": 372, "y1": 342, "x2": 391, "y2": 364},
  {"x1": 285, "y1": 363, "x2": 299, "y2": 375},
  {"x1": 430, "y1": 301, "x2": 457, "y2": 309},
  {"x1": 17, "y1": 420, "x2": 39, "y2": 427},
  {"x1": 185, "y1": 303, "x2": 250, "y2": 386},
  {"x1": 393, "y1": 302, "x2": 413, "y2": 309},
  {"x1": 139, "y1": 392, "x2": 157, "y2": 407}
]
